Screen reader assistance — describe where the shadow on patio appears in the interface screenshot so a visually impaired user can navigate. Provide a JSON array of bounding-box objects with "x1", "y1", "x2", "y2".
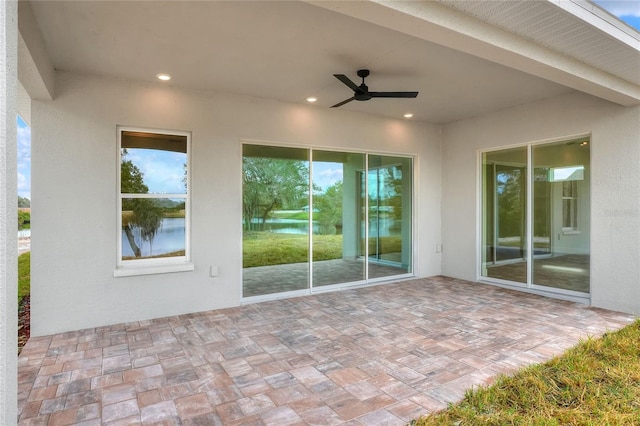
[{"x1": 17, "y1": 276, "x2": 634, "y2": 425}]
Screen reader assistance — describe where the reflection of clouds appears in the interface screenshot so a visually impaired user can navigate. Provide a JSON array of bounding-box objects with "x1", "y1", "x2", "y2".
[
  {"x1": 314, "y1": 167, "x2": 343, "y2": 189},
  {"x1": 128, "y1": 149, "x2": 187, "y2": 193},
  {"x1": 594, "y1": 0, "x2": 640, "y2": 17}
]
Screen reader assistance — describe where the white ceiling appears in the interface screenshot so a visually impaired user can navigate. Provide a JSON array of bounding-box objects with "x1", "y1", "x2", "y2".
[{"x1": 24, "y1": 0, "x2": 638, "y2": 124}]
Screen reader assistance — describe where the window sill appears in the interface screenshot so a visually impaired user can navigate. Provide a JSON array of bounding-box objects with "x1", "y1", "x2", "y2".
[{"x1": 113, "y1": 262, "x2": 195, "y2": 277}]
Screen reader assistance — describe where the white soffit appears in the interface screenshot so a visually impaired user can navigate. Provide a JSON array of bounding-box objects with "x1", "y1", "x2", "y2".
[
  {"x1": 438, "y1": 0, "x2": 640, "y2": 86},
  {"x1": 309, "y1": 0, "x2": 640, "y2": 106}
]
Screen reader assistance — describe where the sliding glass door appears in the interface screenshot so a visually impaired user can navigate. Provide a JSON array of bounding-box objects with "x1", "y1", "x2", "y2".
[
  {"x1": 532, "y1": 141, "x2": 590, "y2": 293},
  {"x1": 481, "y1": 148, "x2": 528, "y2": 283},
  {"x1": 365, "y1": 155, "x2": 412, "y2": 279},
  {"x1": 481, "y1": 138, "x2": 590, "y2": 295},
  {"x1": 312, "y1": 151, "x2": 365, "y2": 287},
  {"x1": 242, "y1": 145, "x2": 310, "y2": 297},
  {"x1": 243, "y1": 145, "x2": 413, "y2": 298}
]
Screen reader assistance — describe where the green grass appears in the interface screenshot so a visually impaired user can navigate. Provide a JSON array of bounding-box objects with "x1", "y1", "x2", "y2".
[
  {"x1": 243, "y1": 232, "x2": 342, "y2": 267},
  {"x1": 18, "y1": 252, "x2": 30, "y2": 303},
  {"x1": 243, "y1": 232, "x2": 405, "y2": 267},
  {"x1": 412, "y1": 319, "x2": 640, "y2": 425},
  {"x1": 270, "y1": 211, "x2": 309, "y2": 220}
]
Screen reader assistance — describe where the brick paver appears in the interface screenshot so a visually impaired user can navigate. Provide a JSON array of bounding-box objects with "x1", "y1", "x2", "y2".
[{"x1": 18, "y1": 276, "x2": 635, "y2": 425}]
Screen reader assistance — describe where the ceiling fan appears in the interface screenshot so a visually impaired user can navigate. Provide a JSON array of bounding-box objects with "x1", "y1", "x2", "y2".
[{"x1": 331, "y1": 69, "x2": 418, "y2": 108}]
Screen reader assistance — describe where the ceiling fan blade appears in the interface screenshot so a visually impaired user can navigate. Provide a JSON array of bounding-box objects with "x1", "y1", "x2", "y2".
[
  {"x1": 333, "y1": 74, "x2": 362, "y2": 93},
  {"x1": 369, "y1": 91, "x2": 419, "y2": 98},
  {"x1": 331, "y1": 97, "x2": 355, "y2": 108}
]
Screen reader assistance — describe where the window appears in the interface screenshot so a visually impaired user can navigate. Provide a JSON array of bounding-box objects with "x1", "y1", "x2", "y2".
[
  {"x1": 116, "y1": 127, "x2": 192, "y2": 276},
  {"x1": 550, "y1": 165, "x2": 583, "y2": 232},
  {"x1": 562, "y1": 180, "x2": 578, "y2": 230}
]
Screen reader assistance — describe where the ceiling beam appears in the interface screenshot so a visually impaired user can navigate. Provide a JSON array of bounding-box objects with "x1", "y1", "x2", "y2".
[{"x1": 18, "y1": 0, "x2": 55, "y2": 101}]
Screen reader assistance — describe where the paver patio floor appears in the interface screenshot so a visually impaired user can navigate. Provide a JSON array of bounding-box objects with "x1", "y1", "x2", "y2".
[{"x1": 18, "y1": 276, "x2": 635, "y2": 425}]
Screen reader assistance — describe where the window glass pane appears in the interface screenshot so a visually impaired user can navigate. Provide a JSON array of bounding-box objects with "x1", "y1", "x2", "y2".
[
  {"x1": 532, "y1": 140, "x2": 589, "y2": 293},
  {"x1": 121, "y1": 197, "x2": 186, "y2": 259},
  {"x1": 365, "y1": 155, "x2": 412, "y2": 278},
  {"x1": 119, "y1": 129, "x2": 189, "y2": 265},
  {"x1": 481, "y1": 147, "x2": 528, "y2": 283},
  {"x1": 242, "y1": 145, "x2": 310, "y2": 297},
  {"x1": 121, "y1": 131, "x2": 187, "y2": 194},
  {"x1": 312, "y1": 151, "x2": 365, "y2": 287}
]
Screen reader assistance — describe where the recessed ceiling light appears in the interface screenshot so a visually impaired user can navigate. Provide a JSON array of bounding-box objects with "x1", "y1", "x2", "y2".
[
  {"x1": 403, "y1": 113, "x2": 413, "y2": 119},
  {"x1": 156, "y1": 73, "x2": 171, "y2": 81},
  {"x1": 306, "y1": 97, "x2": 317, "y2": 103},
  {"x1": 580, "y1": 141, "x2": 588, "y2": 147}
]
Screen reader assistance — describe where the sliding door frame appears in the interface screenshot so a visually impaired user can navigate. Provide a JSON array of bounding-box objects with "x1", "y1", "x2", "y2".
[
  {"x1": 477, "y1": 134, "x2": 591, "y2": 304},
  {"x1": 242, "y1": 141, "x2": 415, "y2": 303}
]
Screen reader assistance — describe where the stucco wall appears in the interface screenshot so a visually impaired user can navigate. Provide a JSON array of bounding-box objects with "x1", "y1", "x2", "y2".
[
  {"x1": 31, "y1": 72, "x2": 443, "y2": 336},
  {"x1": 1, "y1": 1, "x2": 18, "y2": 423},
  {"x1": 442, "y1": 91, "x2": 640, "y2": 314}
]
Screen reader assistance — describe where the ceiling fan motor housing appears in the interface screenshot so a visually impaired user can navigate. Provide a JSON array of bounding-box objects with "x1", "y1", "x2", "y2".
[{"x1": 355, "y1": 85, "x2": 371, "y2": 101}]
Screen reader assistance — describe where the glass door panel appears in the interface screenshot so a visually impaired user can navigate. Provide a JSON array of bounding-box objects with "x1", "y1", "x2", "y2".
[
  {"x1": 533, "y1": 167, "x2": 552, "y2": 256},
  {"x1": 365, "y1": 155, "x2": 412, "y2": 279},
  {"x1": 482, "y1": 148, "x2": 527, "y2": 283},
  {"x1": 532, "y1": 140, "x2": 590, "y2": 293},
  {"x1": 242, "y1": 145, "x2": 310, "y2": 297},
  {"x1": 495, "y1": 164, "x2": 526, "y2": 262},
  {"x1": 312, "y1": 151, "x2": 365, "y2": 287}
]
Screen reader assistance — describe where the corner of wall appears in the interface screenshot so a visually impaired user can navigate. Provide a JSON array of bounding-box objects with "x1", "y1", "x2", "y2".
[{"x1": 1, "y1": 1, "x2": 19, "y2": 423}]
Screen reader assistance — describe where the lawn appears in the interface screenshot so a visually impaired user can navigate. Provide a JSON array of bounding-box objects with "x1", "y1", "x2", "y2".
[
  {"x1": 242, "y1": 231, "x2": 404, "y2": 268},
  {"x1": 270, "y1": 211, "x2": 310, "y2": 220},
  {"x1": 18, "y1": 252, "x2": 31, "y2": 353},
  {"x1": 18, "y1": 252, "x2": 30, "y2": 303},
  {"x1": 412, "y1": 319, "x2": 640, "y2": 425},
  {"x1": 242, "y1": 232, "x2": 342, "y2": 267}
]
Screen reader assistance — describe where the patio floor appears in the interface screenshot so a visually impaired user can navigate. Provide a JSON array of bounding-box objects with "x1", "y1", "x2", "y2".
[{"x1": 17, "y1": 276, "x2": 635, "y2": 425}]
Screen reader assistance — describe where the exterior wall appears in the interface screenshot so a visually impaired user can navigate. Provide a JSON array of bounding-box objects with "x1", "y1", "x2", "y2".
[
  {"x1": 31, "y1": 72, "x2": 443, "y2": 336},
  {"x1": 442, "y1": 91, "x2": 640, "y2": 314},
  {"x1": 0, "y1": 1, "x2": 18, "y2": 424}
]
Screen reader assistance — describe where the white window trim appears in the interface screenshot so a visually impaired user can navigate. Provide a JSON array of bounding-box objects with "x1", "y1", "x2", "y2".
[
  {"x1": 115, "y1": 126, "x2": 193, "y2": 276},
  {"x1": 561, "y1": 180, "x2": 579, "y2": 233}
]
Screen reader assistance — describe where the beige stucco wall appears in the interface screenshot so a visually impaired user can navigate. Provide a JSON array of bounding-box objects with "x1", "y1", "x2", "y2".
[
  {"x1": 442, "y1": 91, "x2": 640, "y2": 314},
  {"x1": 1, "y1": 1, "x2": 18, "y2": 423},
  {"x1": 30, "y1": 72, "x2": 443, "y2": 336}
]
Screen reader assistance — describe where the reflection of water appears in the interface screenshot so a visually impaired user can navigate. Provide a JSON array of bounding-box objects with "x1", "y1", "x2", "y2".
[
  {"x1": 249, "y1": 218, "x2": 320, "y2": 235},
  {"x1": 122, "y1": 217, "x2": 185, "y2": 257},
  {"x1": 248, "y1": 218, "x2": 401, "y2": 237},
  {"x1": 363, "y1": 218, "x2": 401, "y2": 237}
]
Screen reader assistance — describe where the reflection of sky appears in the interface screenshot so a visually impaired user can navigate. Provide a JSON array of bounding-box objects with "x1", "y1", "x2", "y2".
[
  {"x1": 126, "y1": 148, "x2": 187, "y2": 194},
  {"x1": 313, "y1": 162, "x2": 342, "y2": 190},
  {"x1": 495, "y1": 170, "x2": 520, "y2": 195},
  {"x1": 17, "y1": 115, "x2": 31, "y2": 199}
]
